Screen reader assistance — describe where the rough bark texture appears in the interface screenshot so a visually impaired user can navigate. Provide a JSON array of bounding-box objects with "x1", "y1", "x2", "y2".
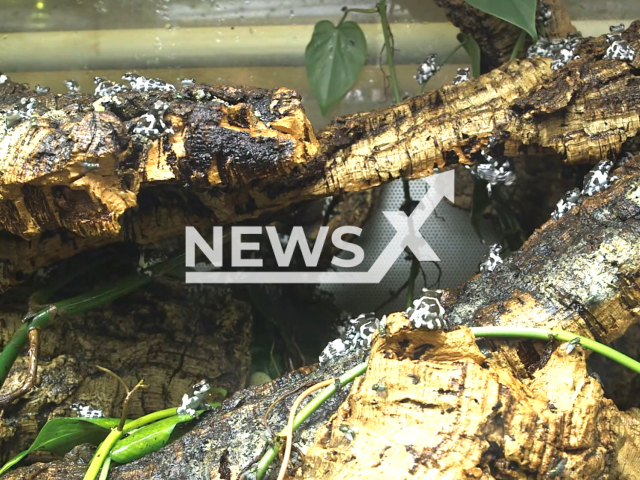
[
  {"x1": 443, "y1": 157, "x2": 640, "y2": 377},
  {"x1": 0, "y1": 187, "x2": 375, "y2": 460},
  {"x1": 3, "y1": 155, "x2": 639, "y2": 480},
  {"x1": 299, "y1": 323, "x2": 630, "y2": 479},
  {"x1": 0, "y1": 275, "x2": 253, "y2": 462},
  {"x1": 1, "y1": 24, "x2": 640, "y2": 294},
  {"x1": 434, "y1": 0, "x2": 577, "y2": 71},
  {"x1": 0, "y1": 350, "x2": 368, "y2": 480}
]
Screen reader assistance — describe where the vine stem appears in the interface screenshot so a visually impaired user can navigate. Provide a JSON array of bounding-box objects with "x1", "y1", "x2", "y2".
[
  {"x1": 252, "y1": 325, "x2": 640, "y2": 480},
  {"x1": 276, "y1": 379, "x2": 336, "y2": 480},
  {"x1": 337, "y1": 7, "x2": 377, "y2": 27},
  {"x1": 82, "y1": 429, "x2": 123, "y2": 480},
  {"x1": 98, "y1": 456, "x2": 112, "y2": 480},
  {"x1": 377, "y1": 0, "x2": 401, "y2": 105},
  {"x1": 470, "y1": 327, "x2": 640, "y2": 374},
  {"x1": 255, "y1": 361, "x2": 369, "y2": 480},
  {"x1": 406, "y1": 258, "x2": 420, "y2": 309},
  {"x1": 375, "y1": 0, "x2": 421, "y2": 305}
]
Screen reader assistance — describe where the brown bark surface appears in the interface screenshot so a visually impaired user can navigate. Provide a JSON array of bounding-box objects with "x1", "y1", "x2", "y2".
[
  {"x1": 3, "y1": 154, "x2": 639, "y2": 479},
  {"x1": 0, "y1": 276, "x2": 253, "y2": 462},
  {"x1": 1, "y1": 23, "x2": 640, "y2": 294},
  {"x1": 299, "y1": 323, "x2": 630, "y2": 479}
]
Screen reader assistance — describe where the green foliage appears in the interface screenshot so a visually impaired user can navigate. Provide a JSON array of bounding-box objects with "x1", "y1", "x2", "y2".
[
  {"x1": 462, "y1": 0, "x2": 538, "y2": 42},
  {"x1": 110, "y1": 415, "x2": 192, "y2": 463},
  {"x1": 305, "y1": 20, "x2": 367, "y2": 115},
  {"x1": 457, "y1": 33, "x2": 481, "y2": 78},
  {"x1": 0, "y1": 417, "x2": 123, "y2": 475},
  {"x1": 1, "y1": 403, "x2": 222, "y2": 475},
  {"x1": 470, "y1": 178, "x2": 491, "y2": 241}
]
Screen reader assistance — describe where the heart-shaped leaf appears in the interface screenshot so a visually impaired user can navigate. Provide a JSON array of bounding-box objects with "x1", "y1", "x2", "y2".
[
  {"x1": 457, "y1": 33, "x2": 481, "y2": 78},
  {"x1": 305, "y1": 20, "x2": 367, "y2": 115},
  {"x1": 0, "y1": 417, "x2": 121, "y2": 475},
  {"x1": 110, "y1": 415, "x2": 193, "y2": 464},
  {"x1": 462, "y1": 0, "x2": 537, "y2": 42}
]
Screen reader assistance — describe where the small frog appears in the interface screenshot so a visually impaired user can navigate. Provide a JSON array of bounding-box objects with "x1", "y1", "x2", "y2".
[{"x1": 177, "y1": 380, "x2": 211, "y2": 417}]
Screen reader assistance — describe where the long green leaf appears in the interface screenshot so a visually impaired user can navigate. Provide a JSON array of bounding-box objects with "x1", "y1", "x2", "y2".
[
  {"x1": 0, "y1": 417, "x2": 121, "y2": 475},
  {"x1": 457, "y1": 33, "x2": 481, "y2": 78},
  {"x1": 470, "y1": 178, "x2": 491, "y2": 241},
  {"x1": 462, "y1": 0, "x2": 537, "y2": 42},
  {"x1": 305, "y1": 20, "x2": 367, "y2": 115},
  {"x1": 110, "y1": 415, "x2": 193, "y2": 464}
]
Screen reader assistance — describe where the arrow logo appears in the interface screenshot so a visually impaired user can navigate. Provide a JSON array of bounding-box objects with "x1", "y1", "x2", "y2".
[{"x1": 186, "y1": 170, "x2": 454, "y2": 284}]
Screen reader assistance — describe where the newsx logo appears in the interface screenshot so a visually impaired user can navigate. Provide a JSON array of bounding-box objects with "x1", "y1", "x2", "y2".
[{"x1": 185, "y1": 170, "x2": 454, "y2": 284}]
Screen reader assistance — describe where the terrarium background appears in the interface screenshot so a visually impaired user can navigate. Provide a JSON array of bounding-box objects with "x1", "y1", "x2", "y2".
[{"x1": 0, "y1": 0, "x2": 636, "y2": 314}]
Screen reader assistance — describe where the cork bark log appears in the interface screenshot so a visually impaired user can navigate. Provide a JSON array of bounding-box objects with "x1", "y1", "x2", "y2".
[
  {"x1": 0, "y1": 189, "x2": 375, "y2": 462},
  {"x1": 1, "y1": 23, "x2": 640, "y2": 294},
  {"x1": 2, "y1": 20, "x2": 640, "y2": 480},
  {"x1": 4, "y1": 152, "x2": 638, "y2": 479}
]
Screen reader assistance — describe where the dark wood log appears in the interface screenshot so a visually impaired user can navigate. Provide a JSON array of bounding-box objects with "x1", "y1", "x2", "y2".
[{"x1": 1, "y1": 23, "x2": 639, "y2": 294}]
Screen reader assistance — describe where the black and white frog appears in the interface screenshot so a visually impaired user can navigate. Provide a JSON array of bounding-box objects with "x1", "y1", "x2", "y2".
[{"x1": 177, "y1": 380, "x2": 211, "y2": 417}]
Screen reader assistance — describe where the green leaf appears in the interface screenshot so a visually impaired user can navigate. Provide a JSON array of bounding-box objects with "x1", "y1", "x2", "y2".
[
  {"x1": 462, "y1": 0, "x2": 537, "y2": 42},
  {"x1": 457, "y1": 33, "x2": 481, "y2": 78},
  {"x1": 110, "y1": 415, "x2": 193, "y2": 464},
  {"x1": 305, "y1": 20, "x2": 367, "y2": 115},
  {"x1": 470, "y1": 178, "x2": 491, "y2": 241},
  {"x1": 0, "y1": 417, "x2": 121, "y2": 475}
]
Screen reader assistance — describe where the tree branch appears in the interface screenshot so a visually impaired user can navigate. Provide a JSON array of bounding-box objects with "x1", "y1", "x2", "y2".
[{"x1": 0, "y1": 23, "x2": 639, "y2": 297}]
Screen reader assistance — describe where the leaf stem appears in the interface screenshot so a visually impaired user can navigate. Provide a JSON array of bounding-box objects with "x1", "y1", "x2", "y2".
[
  {"x1": 442, "y1": 41, "x2": 465, "y2": 67},
  {"x1": 255, "y1": 361, "x2": 368, "y2": 480},
  {"x1": 406, "y1": 258, "x2": 420, "y2": 309},
  {"x1": 121, "y1": 407, "x2": 179, "y2": 433},
  {"x1": 538, "y1": 22, "x2": 547, "y2": 38},
  {"x1": 510, "y1": 29, "x2": 527, "y2": 61},
  {"x1": 470, "y1": 327, "x2": 640, "y2": 374},
  {"x1": 98, "y1": 455, "x2": 112, "y2": 480},
  {"x1": 83, "y1": 429, "x2": 123, "y2": 480}
]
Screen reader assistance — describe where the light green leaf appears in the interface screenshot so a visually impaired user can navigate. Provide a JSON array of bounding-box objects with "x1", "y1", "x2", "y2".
[
  {"x1": 457, "y1": 33, "x2": 481, "y2": 78},
  {"x1": 0, "y1": 417, "x2": 122, "y2": 475},
  {"x1": 462, "y1": 0, "x2": 537, "y2": 42},
  {"x1": 110, "y1": 415, "x2": 193, "y2": 464},
  {"x1": 305, "y1": 20, "x2": 367, "y2": 115}
]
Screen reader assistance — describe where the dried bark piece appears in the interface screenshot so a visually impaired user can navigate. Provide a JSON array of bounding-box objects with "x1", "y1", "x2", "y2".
[
  {"x1": 298, "y1": 318, "x2": 635, "y2": 479},
  {"x1": 444, "y1": 155, "x2": 640, "y2": 377},
  {"x1": 0, "y1": 351, "x2": 368, "y2": 480}
]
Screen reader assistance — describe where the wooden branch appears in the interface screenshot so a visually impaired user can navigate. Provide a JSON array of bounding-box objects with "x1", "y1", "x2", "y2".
[
  {"x1": 0, "y1": 24, "x2": 639, "y2": 298},
  {"x1": 3, "y1": 151, "x2": 639, "y2": 480}
]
